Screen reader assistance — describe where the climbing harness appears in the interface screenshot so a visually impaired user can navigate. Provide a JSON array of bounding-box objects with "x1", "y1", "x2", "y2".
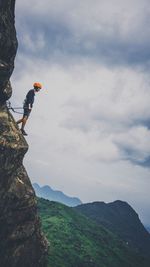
[{"x1": 6, "y1": 101, "x2": 24, "y2": 114}]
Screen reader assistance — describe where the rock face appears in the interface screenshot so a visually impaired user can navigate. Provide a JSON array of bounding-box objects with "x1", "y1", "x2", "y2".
[{"x1": 0, "y1": 1, "x2": 48, "y2": 266}]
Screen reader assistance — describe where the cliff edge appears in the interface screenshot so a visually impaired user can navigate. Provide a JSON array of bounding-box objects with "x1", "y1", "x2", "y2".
[{"x1": 0, "y1": 1, "x2": 48, "y2": 266}]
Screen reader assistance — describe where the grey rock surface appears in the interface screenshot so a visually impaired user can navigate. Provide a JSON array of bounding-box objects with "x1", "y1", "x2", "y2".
[{"x1": 0, "y1": 1, "x2": 48, "y2": 266}]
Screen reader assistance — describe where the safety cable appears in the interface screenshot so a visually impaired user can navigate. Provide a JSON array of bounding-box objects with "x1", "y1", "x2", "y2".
[{"x1": 6, "y1": 101, "x2": 24, "y2": 114}]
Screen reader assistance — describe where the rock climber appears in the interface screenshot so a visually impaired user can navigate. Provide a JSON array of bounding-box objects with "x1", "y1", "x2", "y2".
[{"x1": 17, "y1": 82, "x2": 42, "y2": 136}]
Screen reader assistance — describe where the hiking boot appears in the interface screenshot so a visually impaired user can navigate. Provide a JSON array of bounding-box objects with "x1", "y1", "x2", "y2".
[{"x1": 21, "y1": 128, "x2": 28, "y2": 136}]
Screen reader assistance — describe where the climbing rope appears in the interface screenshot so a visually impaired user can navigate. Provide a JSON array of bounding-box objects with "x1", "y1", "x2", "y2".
[{"x1": 6, "y1": 101, "x2": 24, "y2": 114}]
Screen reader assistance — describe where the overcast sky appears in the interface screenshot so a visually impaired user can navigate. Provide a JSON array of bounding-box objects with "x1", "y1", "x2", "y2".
[{"x1": 11, "y1": 0, "x2": 150, "y2": 225}]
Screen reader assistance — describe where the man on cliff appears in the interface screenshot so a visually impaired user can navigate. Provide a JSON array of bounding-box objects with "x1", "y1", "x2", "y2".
[{"x1": 17, "y1": 82, "x2": 42, "y2": 136}]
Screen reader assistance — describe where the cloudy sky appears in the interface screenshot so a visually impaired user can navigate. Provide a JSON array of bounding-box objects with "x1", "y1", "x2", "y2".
[{"x1": 11, "y1": 0, "x2": 150, "y2": 225}]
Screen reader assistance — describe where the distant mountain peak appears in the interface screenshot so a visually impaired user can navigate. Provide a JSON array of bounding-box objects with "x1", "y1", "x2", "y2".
[{"x1": 33, "y1": 183, "x2": 82, "y2": 207}]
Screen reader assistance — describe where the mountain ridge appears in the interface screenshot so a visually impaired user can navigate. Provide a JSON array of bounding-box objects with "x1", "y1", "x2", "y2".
[
  {"x1": 74, "y1": 200, "x2": 150, "y2": 260},
  {"x1": 33, "y1": 182, "x2": 82, "y2": 207},
  {"x1": 38, "y1": 197, "x2": 150, "y2": 267}
]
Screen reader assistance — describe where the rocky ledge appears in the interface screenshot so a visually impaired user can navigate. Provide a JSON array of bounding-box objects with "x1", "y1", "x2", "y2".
[{"x1": 0, "y1": 1, "x2": 48, "y2": 266}]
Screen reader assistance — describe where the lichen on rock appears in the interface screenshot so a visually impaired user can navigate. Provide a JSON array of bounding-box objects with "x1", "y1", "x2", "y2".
[{"x1": 0, "y1": 1, "x2": 48, "y2": 266}]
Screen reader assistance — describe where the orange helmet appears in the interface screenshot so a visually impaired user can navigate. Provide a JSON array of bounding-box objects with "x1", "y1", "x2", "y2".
[{"x1": 33, "y1": 82, "x2": 42, "y2": 89}]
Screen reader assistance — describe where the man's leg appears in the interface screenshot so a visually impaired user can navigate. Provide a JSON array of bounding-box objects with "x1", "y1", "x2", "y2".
[
  {"x1": 17, "y1": 118, "x2": 23, "y2": 124},
  {"x1": 20, "y1": 116, "x2": 28, "y2": 135},
  {"x1": 19, "y1": 109, "x2": 31, "y2": 136},
  {"x1": 21, "y1": 116, "x2": 28, "y2": 130}
]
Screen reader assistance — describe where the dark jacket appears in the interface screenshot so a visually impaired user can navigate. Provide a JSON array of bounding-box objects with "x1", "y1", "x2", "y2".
[{"x1": 24, "y1": 89, "x2": 35, "y2": 109}]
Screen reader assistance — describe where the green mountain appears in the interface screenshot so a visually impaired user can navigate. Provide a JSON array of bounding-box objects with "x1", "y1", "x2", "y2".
[
  {"x1": 38, "y1": 198, "x2": 149, "y2": 267},
  {"x1": 75, "y1": 201, "x2": 150, "y2": 260}
]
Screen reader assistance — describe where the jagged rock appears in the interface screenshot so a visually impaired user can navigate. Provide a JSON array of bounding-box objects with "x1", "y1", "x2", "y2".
[
  {"x1": 0, "y1": 1, "x2": 48, "y2": 266},
  {"x1": 0, "y1": 0, "x2": 17, "y2": 102}
]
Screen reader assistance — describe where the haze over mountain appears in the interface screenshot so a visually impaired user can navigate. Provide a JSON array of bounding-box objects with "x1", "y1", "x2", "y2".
[
  {"x1": 33, "y1": 183, "x2": 82, "y2": 207},
  {"x1": 146, "y1": 226, "x2": 150, "y2": 233}
]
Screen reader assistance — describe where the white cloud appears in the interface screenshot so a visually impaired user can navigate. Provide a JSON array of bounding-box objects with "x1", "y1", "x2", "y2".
[
  {"x1": 11, "y1": 0, "x2": 150, "y2": 225},
  {"x1": 16, "y1": 0, "x2": 150, "y2": 46},
  {"x1": 21, "y1": 32, "x2": 46, "y2": 52},
  {"x1": 116, "y1": 126, "x2": 150, "y2": 157},
  {"x1": 59, "y1": 64, "x2": 150, "y2": 164},
  {"x1": 12, "y1": 55, "x2": 150, "y2": 166},
  {"x1": 10, "y1": 55, "x2": 150, "y2": 196}
]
